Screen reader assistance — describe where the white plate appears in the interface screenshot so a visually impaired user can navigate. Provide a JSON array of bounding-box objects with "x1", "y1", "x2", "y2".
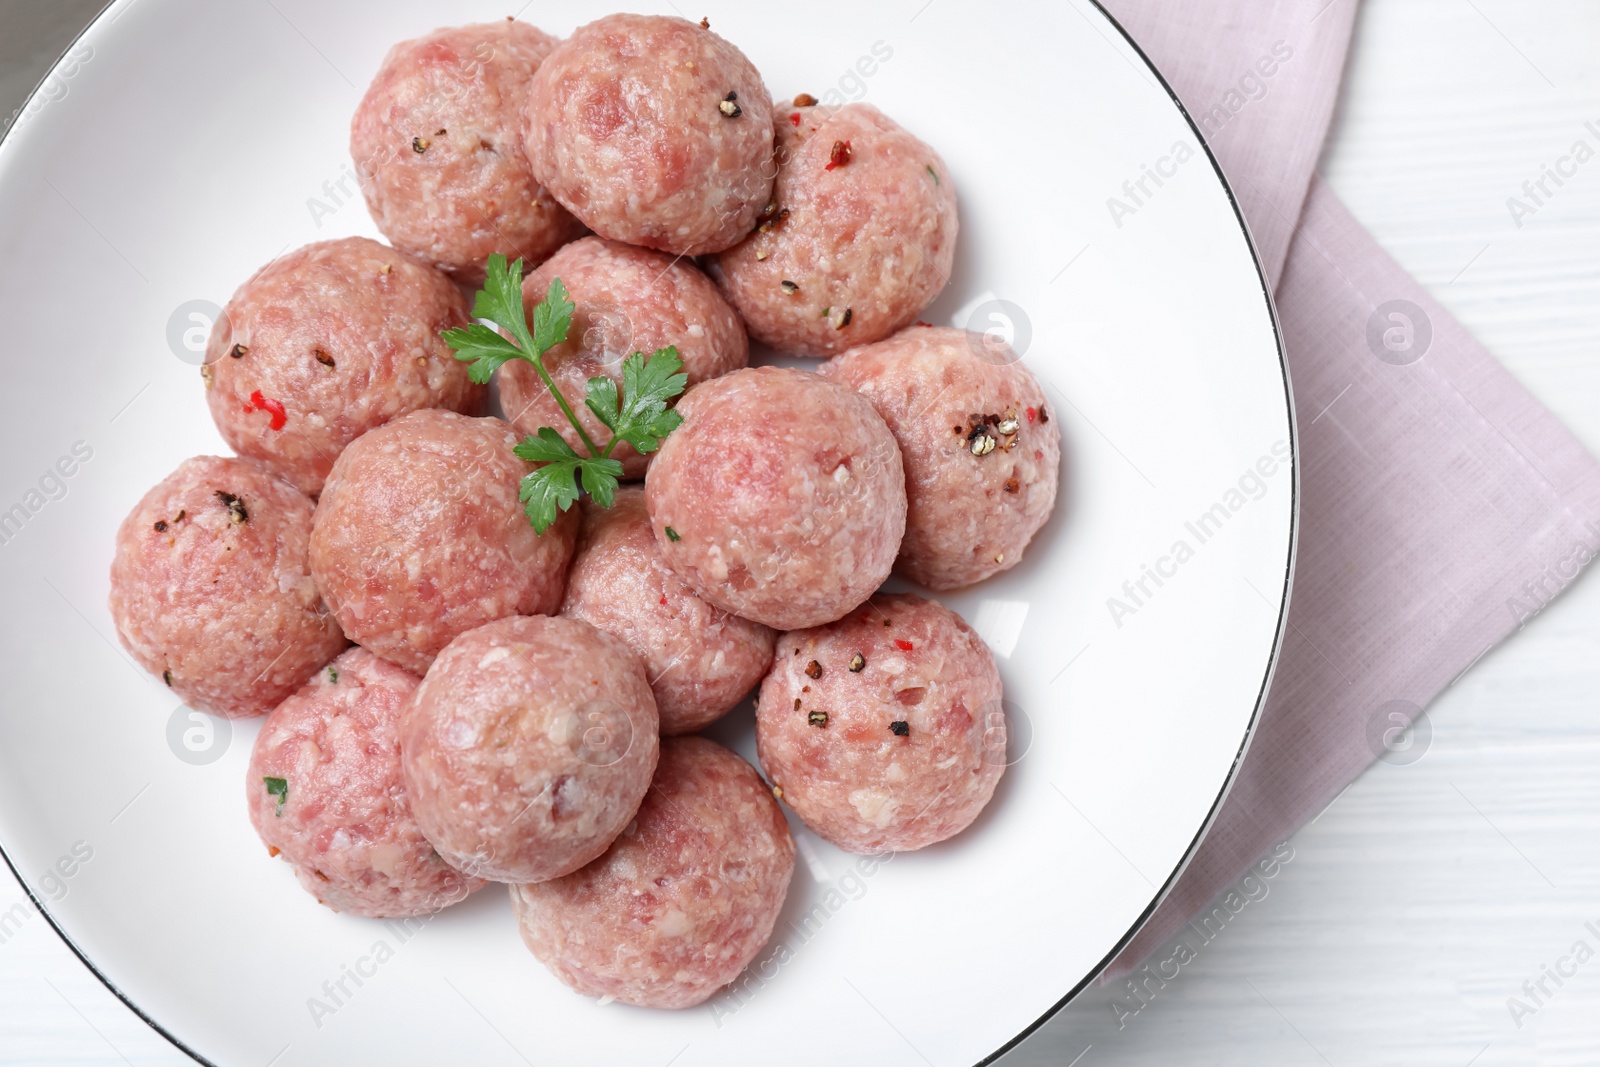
[{"x1": 0, "y1": 1, "x2": 1295, "y2": 1064}]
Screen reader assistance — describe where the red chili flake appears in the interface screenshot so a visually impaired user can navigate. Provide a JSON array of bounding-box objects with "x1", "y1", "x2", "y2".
[
  {"x1": 248, "y1": 390, "x2": 288, "y2": 431},
  {"x1": 894, "y1": 639, "x2": 914, "y2": 652},
  {"x1": 1026, "y1": 406, "x2": 1038, "y2": 423},
  {"x1": 267, "y1": 846, "x2": 280, "y2": 858},
  {"x1": 790, "y1": 112, "x2": 802, "y2": 127},
  {"x1": 916, "y1": 320, "x2": 933, "y2": 327},
  {"x1": 825, "y1": 139, "x2": 852, "y2": 171},
  {"x1": 659, "y1": 595, "x2": 668, "y2": 606}
]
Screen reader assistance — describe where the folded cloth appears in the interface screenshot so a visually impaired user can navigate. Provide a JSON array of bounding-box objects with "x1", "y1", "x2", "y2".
[{"x1": 1095, "y1": 0, "x2": 1600, "y2": 976}]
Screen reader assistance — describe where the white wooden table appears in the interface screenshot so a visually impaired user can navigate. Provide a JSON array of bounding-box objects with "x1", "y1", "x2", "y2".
[{"x1": 2, "y1": 1, "x2": 1597, "y2": 1063}]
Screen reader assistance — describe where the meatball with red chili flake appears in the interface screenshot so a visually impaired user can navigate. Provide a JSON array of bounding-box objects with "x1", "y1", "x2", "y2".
[
  {"x1": 400, "y1": 615, "x2": 659, "y2": 884},
  {"x1": 109, "y1": 456, "x2": 347, "y2": 719},
  {"x1": 822, "y1": 326, "x2": 1060, "y2": 589},
  {"x1": 309, "y1": 410, "x2": 576, "y2": 674},
  {"x1": 709, "y1": 102, "x2": 958, "y2": 358},
  {"x1": 499, "y1": 237, "x2": 749, "y2": 480},
  {"x1": 561, "y1": 487, "x2": 775, "y2": 735},
  {"x1": 247, "y1": 648, "x2": 485, "y2": 917},
  {"x1": 645, "y1": 366, "x2": 906, "y2": 631},
  {"x1": 511, "y1": 736, "x2": 794, "y2": 1009},
  {"x1": 522, "y1": 14, "x2": 775, "y2": 256},
  {"x1": 756, "y1": 593, "x2": 1005, "y2": 853},
  {"x1": 350, "y1": 20, "x2": 585, "y2": 285},
  {"x1": 203, "y1": 237, "x2": 481, "y2": 497}
]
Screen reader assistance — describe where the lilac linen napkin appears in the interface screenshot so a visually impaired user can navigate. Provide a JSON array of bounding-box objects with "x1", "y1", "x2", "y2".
[{"x1": 1093, "y1": 0, "x2": 1600, "y2": 977}]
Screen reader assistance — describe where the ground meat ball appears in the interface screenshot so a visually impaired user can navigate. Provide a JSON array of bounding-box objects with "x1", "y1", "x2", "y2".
[
  {"x1": 757, "y1": 593, "x2": 1004, "y2": 853},
  {"x1": 204, "y1": 237, "x2": 480, "y2": 496},
  {"x1": 645, "y1": 366, "x2": 906, "y2": 630},
  {"x1": 246, "y1": 648, "x2": 485, "y2": 917},
  {"x1": 399, "y1": 616, "x2": 659, "y2": 883},
  {"x1": 822, "y1": 327, "x2": 1060, "y2": 589},
  {"x1": 709, "y1": 102, "x2": 958, "y2": 358},
  {"x1": 309, "y1": 410, "x2": 575, "y2": 674},
  {"x1": 561, "y1": 487, "x2": 775, "y2": 734},
  {"x1": 511, "y1": 736, "x2": 794, "y2": 1009},
  {"x1": 499, "y1": 237, "x2": 748, "y2": 479},
  {"x1": 350, "y1": 21, "x2": 585, "y2": 285},
  {"x1": 108, "y1": 456, "x2": 346, "y2": 718},
  {"x1": 522, "y1": 14, "x2": 774, "y2": 256}
]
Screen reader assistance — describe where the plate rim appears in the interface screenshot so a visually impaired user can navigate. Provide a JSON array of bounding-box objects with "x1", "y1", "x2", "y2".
[
  {"x1": 975, "y1": 2, "x2": 1300, "y2": 1060},
  {"x1": 0, "y1": 1, "x2": 1300, "y2": 1064}
]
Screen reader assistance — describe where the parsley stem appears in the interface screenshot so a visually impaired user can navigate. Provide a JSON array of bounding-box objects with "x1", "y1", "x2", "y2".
[{"x1": 524, "y1": 352, "x2": 603, "y2": 458}]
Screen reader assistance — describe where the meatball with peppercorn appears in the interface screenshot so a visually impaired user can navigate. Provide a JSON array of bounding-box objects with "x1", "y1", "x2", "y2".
[
  {"x1": 822, "y1": 326, "x2": 1060, "y2": 589},
  {"x1": 560, "y1": 487, "x2": 775, "y2": 735},
  {"x1": 499, "y1": 237, "x2": 749, "y2": 480},
  {"x1": 204, "y1": 237, "x2": 481, "y2": 497},
  {"x1": 246, "y1": 647, "x2": 485, "y2": 917},
  {"x1": 349, "y1": 20, "x2": 585, "y2": 285},
  {"x1": 109, "y1": 456, "x2": 347, "y2": 718},
  {"x1": 309, "y1": 409, "x2": 576, "y2": 675},
  {"x1": 511, "y1": 736, "x2": 794, "y2": 1009},
  {"x1": 645, "y1": 366, "x2": 906, "y2": 631},
  {"x1": 756, "y1": 593, "x2": 1005, "y2": 853},
  {"x1": 522, "y1": 13, "x2": 775, "y2": 256},
  {"x1": 709, "y1": 101, "x2": 958, "y2": 358}
]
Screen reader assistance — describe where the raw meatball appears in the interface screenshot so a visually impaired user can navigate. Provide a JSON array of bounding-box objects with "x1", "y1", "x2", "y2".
[
  {"x1": 309, "y1": 410, "x2": 575, "y2": 674},
  {"x1": 757, "y1": 593, "x2": 1004, "y2": 853},
  {"x1": 561, "y1": 487, "x2": 775, "y2": 734},
  {"x1": 823, "y1": 327, "x2": 1060, "y2": 589},
  {"x1": 246, "y1": 648, "x2": 485, "y2": 917},
  {"x1": 523, "y1": 14, "x2": 774, "y2": 256},
  {"x1": 511, "y1": 736, "x2": 794, "y2": 1009},
  {"x1": 399, "y1": 616, "x2": 659, "y2": 883},
  {"x1": 350, "y1": 21, "x2": 585, "y2": 285},
  {"x1": 499, "y1": 237, "x2": 748, "y2": 479},
  {"x1": 109, "y1": 456, "x2": 346, "y2": 719},
  {"x1": 645, "y1": 366, "x2": 906, "y2": 630},
  {"x1": 710, "y1": 101, "x2": 958, "y2": 357},
  {"x1": 203, "y1": 237, "x2": 480, "y2": 496}
]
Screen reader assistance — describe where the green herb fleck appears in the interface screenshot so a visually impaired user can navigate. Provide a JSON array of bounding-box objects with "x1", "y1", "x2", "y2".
[
  {"x1": 263, "y1": 776, "x2": 288, "y2": 816},
  {"x1": 443, "y1": 256, "x2": 688, "y2": 534},
  {"x1": 665, "y1": 526, "x2": 681, "y2": 542},
  {"x1": 926, "y1": 164, "x2": 939, "y2": 186},
  {"x1": 326, "y1": 666, "x2": 338, "y2": 684}
]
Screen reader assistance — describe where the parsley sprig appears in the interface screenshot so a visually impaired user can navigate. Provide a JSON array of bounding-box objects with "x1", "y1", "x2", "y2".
[{"x1": 442, "y1": 254, "x2": 687, "y2": 533}]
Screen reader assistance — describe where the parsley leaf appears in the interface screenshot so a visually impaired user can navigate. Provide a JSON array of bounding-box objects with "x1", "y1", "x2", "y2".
[
  {"x1": 531, "y1": 277, "x2": 576, "y2": 357},
  {"x1": 440, "y1": 322, "x2": 524, "y2": 385},
  {"x1": 440, "y1": 258, "x2": 687, "y2": 533},
  {"x1": 586, "y1": 347, "x2": 688, "y2": 457},
  {"x1": 513, "y1": 429, "x2": 624, "y2": 534},
  {"x1": 263, "y1": 776, "x2": 288, "y2": 817}
]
